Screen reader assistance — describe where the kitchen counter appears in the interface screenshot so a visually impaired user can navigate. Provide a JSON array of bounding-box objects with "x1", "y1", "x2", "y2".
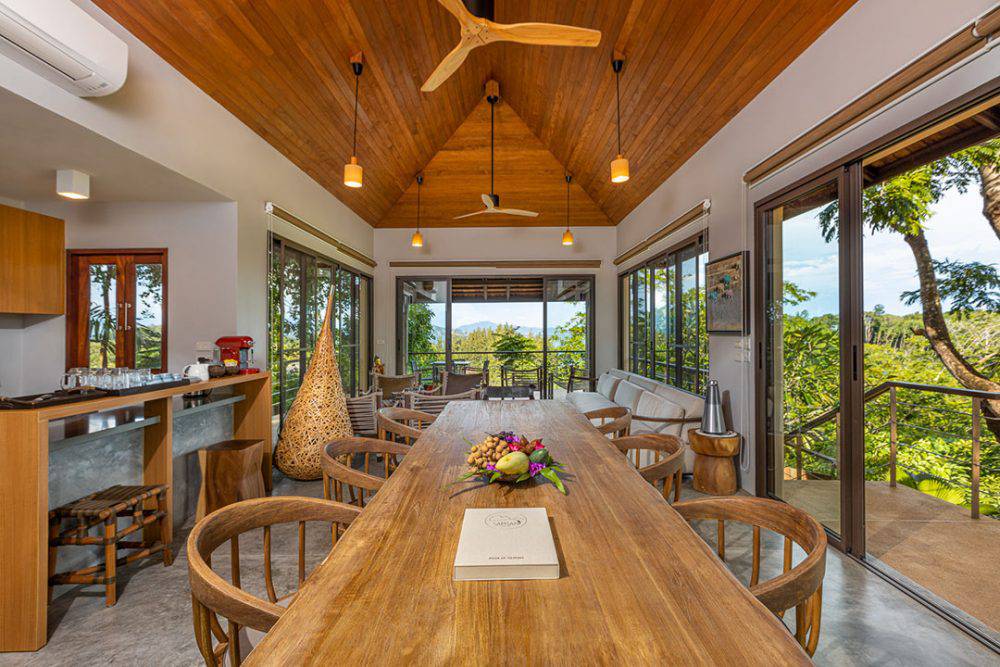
[{"x1": 0, "y1": 372, "x2": 271, "y2": 652}]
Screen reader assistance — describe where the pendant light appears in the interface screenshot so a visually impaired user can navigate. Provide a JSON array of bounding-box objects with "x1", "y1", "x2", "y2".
[
  {"x1": 411, "y1": 174, "x2": 424, "y2": 248},
  {"x1": 561, "y1": 174, "x2": 574, "y2": 246},
  {"x1": 610, "y1": 55, "x2": 629, "y2": 184},
  {"x1": 344, "y1": 52, "x2": 364, "y2": 189}
]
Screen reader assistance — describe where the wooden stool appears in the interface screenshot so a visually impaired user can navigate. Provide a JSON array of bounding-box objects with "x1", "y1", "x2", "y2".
[
  {"x1": 689, "y1": 430, "x2": 741, "y2": 495},
  {"x1": 197, "y1": 439, "x2": 266, "y2": 521},
  {"x1": 48, "y1": 484, "x2": 172, "y2": 607}
]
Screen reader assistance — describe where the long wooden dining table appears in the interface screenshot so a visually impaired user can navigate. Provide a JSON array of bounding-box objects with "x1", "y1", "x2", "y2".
[{"x1": 247, "y1": 400, "x2": 809, "y2": 664}]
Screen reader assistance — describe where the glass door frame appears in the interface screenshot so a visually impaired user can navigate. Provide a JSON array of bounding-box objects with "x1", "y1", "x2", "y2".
[{"x1": 753, "y1": 164, "x2": 865, "y2": 555}]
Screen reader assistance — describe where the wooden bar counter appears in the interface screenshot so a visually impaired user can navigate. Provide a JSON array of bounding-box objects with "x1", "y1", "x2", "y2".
[{"x1": 0, "y1": 372, "x2": 271, "y2": 651}]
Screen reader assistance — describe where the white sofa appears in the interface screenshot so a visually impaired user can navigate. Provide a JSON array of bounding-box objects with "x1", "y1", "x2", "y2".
[{"x1": 562, "y1": 369, "x2": 704, "y2": 471}]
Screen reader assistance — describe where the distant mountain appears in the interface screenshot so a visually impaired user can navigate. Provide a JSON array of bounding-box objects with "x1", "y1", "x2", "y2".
[{"x1": 453, "y1": 321, "x2": 543, "y2": 336}]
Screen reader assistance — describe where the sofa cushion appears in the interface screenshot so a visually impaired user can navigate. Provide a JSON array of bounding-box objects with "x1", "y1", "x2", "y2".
[
  {"x1": 652, "y1": 384, "x2": 704, "y2": 419},
  {"x1": 631, "y1": 391, "x2": 686, "y2": 436},
  {"x1": 596, "y1": 373, "x2": 621, "y2": 401},
  {"x1": 564, "y1": 391, "x2": 617, "y2": 414},
  {"x1": 608, "y1": 369, "x2": 629, "y2": 380},
  {"x1": 625, "y1": 373, "x2": 659, "y2": 393},
  {"x1": 612, "y1": 381, "x2": 645, "y2": 413}
]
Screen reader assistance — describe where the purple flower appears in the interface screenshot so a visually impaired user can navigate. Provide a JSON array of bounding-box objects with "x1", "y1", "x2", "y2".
[
  {"x1": 485, "y1": 464, "x2": 497, "y2": 472},
  {"x1": 529, "y1": 462, "x2": 546, "y2": 477}
]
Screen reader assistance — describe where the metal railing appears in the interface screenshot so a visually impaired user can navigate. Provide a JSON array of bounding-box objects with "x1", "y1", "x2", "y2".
[
  {"x1": 406, "y1": 350, "x2": 588, "y2": 398},
  {"x1": 786, "y1": 381, "x2": 1000, "y2": 519}
]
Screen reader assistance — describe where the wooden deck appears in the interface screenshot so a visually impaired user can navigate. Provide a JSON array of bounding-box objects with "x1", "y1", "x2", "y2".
[{"x1": 781, "y1": 480, "x2": 1000, "y2": 634}]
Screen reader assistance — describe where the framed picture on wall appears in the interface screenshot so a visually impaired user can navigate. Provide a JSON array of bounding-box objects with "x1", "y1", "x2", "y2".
[{"x1": 705, "y1": 251, "x2": 748, "y2": 335}]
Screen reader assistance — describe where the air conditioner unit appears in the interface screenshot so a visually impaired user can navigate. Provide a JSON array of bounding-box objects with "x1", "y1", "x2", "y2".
[{"x1": 0, "y1": 0, "x2": 127, "y2": 97}]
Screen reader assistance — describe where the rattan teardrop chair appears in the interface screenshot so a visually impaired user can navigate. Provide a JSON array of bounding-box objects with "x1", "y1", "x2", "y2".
[
  {"x1": 377, "y1": 407, "x2": 436, "y2": 445},
  {"x1": 321, "y1": 437, "x2": 410, "y2": 509},
  {"x1": 187, "y1": 496, "x2": 360, "y2": 665},
  {"x1": 584, "y1": 406, "x2": 632, "y2": 438},
  {"x1": 611, "y1": 433, "x2": 684, "y2": 503},
  {"x1": 672, "y1": 496, "x2": 827, "y2": 656}
]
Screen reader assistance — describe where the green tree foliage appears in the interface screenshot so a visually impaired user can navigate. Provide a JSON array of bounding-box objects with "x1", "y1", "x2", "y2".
[{"x1": 492, "y1": 325, "x2": 538, "y2": 369}]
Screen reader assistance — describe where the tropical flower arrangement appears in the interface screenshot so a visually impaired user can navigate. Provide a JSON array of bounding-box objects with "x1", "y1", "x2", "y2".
[{"x1": 450, "y1": 431, "x2": 567, "y2": 494}]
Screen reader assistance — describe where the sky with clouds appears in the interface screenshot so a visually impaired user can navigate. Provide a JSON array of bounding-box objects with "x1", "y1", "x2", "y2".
[{"x1": 782, "y1": 186, "x2": 996, "y2": 316}]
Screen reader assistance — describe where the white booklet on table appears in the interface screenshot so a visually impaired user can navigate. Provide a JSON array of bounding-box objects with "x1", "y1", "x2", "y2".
[{"x1": 453, "y1": 507, "x2": 559, "y2": 581}]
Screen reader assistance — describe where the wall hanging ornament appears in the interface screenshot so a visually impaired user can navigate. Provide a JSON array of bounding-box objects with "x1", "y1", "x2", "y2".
[{"x1": 273, "y1": 291, "x2": 353, "y2": 480}]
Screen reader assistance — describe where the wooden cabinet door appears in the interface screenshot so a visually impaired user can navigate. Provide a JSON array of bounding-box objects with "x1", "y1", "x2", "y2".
[{"x1": 0, "y1": 204, "x2": 65, "y2": 315}]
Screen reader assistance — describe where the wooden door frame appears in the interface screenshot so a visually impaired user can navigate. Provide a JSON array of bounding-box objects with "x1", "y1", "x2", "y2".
[{"x1": 65, "y1": 248, "x2": 168, "y2": 373}]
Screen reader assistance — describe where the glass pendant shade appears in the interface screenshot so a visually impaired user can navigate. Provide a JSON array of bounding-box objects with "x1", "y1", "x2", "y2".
[
  {"x1": 561, "y1": 228, "x2": 574, "y2": 246},
  {"x1": 344, "y1": 156, "x2": 363, "y2": 188},
  {"x1": 611, "y1": 155, "x2": 630, "y2": 183},
  {"x1": 411, "y1": 229, "x2": 424, "y2": 248}
]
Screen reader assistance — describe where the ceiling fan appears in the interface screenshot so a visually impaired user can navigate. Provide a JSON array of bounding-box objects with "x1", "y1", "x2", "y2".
[
  {"x1": 422, "y1": 0, "x2": 602, "y2": 92},
  {"x1": 455, "y1": 82, "x2": 538, "y2": 220}
]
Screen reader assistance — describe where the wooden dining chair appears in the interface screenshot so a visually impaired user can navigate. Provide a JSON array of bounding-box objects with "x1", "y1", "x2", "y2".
[
  {"x1": 584, "y1": 406, "x2": 632, "y2": 437},
  {"x1": 441, "y1": 370, "x2": 486, "y2": 396},
  {"x1": 346, "y1": 391, "x2": 381, "y2": 437},
  {"x1": 672, "y1": 496, "x2": 827, "y2": 657},
  {"x1": 321, "y1": 437, "x2": 410, "y2": 509},
  {"x1": 406, "y1": 388, "x2": 481, "y2": 416},
  {"x1": 187, "y1": 496, "x2": 360, "y2": 666},
  {"x1": 377, "y1": 407, "x2": 436, "y2": 445},
  {"x1": 611, "y1": 434, "x2": 684, "y2": 503}
]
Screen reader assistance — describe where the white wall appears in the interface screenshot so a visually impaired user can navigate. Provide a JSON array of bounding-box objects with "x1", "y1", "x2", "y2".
[
  {"x1": 373, "y1": 227, "x2": 619, "y2": 377},
  {"x1": 0, "y1": 201, "x2": 237, "y2": 395},
  {"x1": 615, "y1": 0, "x2": 1000, "y2": 491},
  {"x1": 0, "y1": 0, "x2": 374, "y2": 365}
]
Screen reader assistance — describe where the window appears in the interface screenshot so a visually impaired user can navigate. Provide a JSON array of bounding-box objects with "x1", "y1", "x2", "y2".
[
  {"x1": 397, "y1": 276, "x2": 594, "y2": 398},
  {"x1": 619, "y1": 233, "x2": 708, "y2": 393},
  {"x1": 268, "y1": 235, "x2": 371, "y2": 425},
  {"x1": 66, "y1": 249, "x2": 167, "y2": 372}
]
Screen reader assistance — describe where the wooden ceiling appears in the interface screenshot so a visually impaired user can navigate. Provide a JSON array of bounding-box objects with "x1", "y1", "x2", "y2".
[{"x1": 94, "y1": 0, "x2": 856, "y2": 227}]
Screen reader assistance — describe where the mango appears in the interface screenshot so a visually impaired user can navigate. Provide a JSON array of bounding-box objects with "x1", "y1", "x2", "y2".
[{"x1": 495, "y1": 451, "x2": 529, "y2": 476}]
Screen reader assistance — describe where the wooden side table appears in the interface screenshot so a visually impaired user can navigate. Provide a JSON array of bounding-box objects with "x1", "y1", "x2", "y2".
[
  {"x1": 197, "y1": 439, "x2": 266, "y2": 520},
  {"x1": 689, "y1": 430, "x2": 741, "y2": 495}
]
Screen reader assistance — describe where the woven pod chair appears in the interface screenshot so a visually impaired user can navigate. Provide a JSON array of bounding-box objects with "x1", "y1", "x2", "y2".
[
  {"x1": 188, "y1": 496, "x2": 360, "y2": 665},
  {"x1": 672, "y1": 496, "x2": 827, "y2": 657}
]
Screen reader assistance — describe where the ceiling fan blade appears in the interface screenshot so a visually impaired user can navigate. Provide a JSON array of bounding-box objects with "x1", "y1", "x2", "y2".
[
  {"x1": 421, "y1": 38, "x2": 477, "y2": 92},
  {"x1": 494, "y1": 208, "x2": 539, "y2": 217},
  {"x1": 486, "y1": 22, "x2": 601, "y2": 48},
  {"x1": 454, "y1": 209, "x2": 489, "y2": 219},
  {"x1": 481, "y1": 193, "x2": 495, "y2": 209},
  {"x1": 436, "y1": 0, "x2": 479, "y2": 28}
]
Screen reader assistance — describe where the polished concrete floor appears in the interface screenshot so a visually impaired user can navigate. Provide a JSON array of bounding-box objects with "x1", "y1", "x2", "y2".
[
  {"x1": 2, "y1": 476, "x2": 998, "y2": 666},
  {"x1": 782, "y1": 479, "x2": 1000, "y2": 634}
]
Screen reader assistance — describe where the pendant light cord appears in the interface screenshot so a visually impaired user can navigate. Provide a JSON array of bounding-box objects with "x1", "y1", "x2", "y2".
[
  {"x1": 490, "y1": 99, "x2": 495, "y2": 195},
  {"x1": 352, "y1": 72, "x2": 360, "y2": 157},
  {"x1": 565, "y1": 175, "x2": 570, "y2": 230},
  {"x1": 416, "y1": 178, "x2": 421, "y2": 232},
  {"x1": 615, "y1": 67, "x2": 622, "y2": 155}
]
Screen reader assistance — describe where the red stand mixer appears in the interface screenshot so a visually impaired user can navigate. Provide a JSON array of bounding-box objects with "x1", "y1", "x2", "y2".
[{"x1": 215, "y1": 336, "x2": 261, "y2": 375}]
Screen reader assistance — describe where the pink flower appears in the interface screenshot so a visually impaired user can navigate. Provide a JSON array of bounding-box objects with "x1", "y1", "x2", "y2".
[
  {"x1": 531, "y1": 439, "x2": 544, "y2": 451},
  {"x1": 508, "y1": 443, "x2": 522, "y2": 452}
]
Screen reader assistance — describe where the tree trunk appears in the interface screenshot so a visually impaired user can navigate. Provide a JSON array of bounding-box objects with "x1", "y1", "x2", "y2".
[
  {"x1": 903, "y1": 230, "x2": 1000, "y2": 441},
  {"x1": 979, "y1": 162, "x2": 1000, "y2": 242}
]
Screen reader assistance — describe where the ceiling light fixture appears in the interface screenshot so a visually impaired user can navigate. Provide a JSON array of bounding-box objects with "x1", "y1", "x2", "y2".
[
  {"x1": 610, "y1": 54, "x2": 629, "y2": 184},
  {"x1": 344, "y1": 52, "x2": 364, "y2": 189},
  {"x1": 562, "y1": 174, "x2": 574, "y2": 246},
  {"x1": 411, "y1": 174, "x2": 424, "y2": 248},
  {"x1": 56, "y1": 169, "x2": 90, "y2": 200}
]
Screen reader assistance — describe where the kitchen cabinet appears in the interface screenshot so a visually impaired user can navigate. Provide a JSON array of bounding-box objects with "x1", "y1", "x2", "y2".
[{"x1": 0, "y1": 203, "x2": 65, "y2": 315}]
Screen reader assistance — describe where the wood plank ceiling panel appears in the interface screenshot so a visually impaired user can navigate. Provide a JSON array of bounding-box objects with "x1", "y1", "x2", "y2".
[
  {"x1": 379, "y1": 96, "x2": 608, "y2": 227},
  {"x1": 93, "y1": 0, "x2": 856, "y2": 227}
]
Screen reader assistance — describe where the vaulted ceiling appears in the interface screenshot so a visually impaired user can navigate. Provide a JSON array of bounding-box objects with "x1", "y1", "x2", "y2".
[{"x1": 94, "y1": 0, "x2": 856, "y2": 227}]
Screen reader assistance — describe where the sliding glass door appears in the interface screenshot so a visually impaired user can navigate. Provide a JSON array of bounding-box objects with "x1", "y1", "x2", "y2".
[{"x1": 758, "y1": 175, "x2": 851, "y2": 541}]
